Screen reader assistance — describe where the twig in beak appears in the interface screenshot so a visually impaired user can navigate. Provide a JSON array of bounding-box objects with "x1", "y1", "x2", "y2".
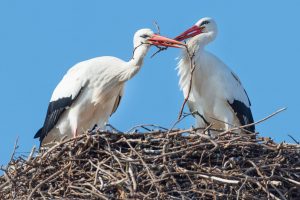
[
  {"x1": 177, "y1": 46, "x2": 196, "y2": 120},
  {"x1": 131, "y1": 42, "x2": 150, "y2": 60},
  {"x1": 153, "y1": 21, "x2": 161, "y2": 35},
  {"x1": 151, "y1": 46, "x2": 168, "y2": 58},
  {"x1": 151, "y1": 21, "x2": 168, "y2": 58}
]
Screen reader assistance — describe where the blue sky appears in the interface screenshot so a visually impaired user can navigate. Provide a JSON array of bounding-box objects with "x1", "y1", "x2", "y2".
[{"x1": 1, "y1": 1, "x2": 299, "y2": 166}]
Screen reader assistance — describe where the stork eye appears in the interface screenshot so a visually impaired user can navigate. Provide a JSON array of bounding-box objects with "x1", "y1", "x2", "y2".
[
  {"x1": 140, "y1": 34, "x2": 150, "y2": 39},
  {"x1": 200, "y1": 20, "x2": 210, "y2": 26}
]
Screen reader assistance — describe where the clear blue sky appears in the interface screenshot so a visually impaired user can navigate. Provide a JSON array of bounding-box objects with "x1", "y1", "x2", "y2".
[{"x1": 1, "y1": 1, "x2": 299, "y2": 166}]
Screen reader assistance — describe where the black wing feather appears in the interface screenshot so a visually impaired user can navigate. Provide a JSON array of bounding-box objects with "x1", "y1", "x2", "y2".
[
  {"x1": 34, "y1": 87, "x2": 84, "y2": 143},
  {"x1": 227, "y1": 100, "x2": 255, "y2": 132},
  {"x1": 110, "y1": 95, "x2": 122, "y2": 116}
]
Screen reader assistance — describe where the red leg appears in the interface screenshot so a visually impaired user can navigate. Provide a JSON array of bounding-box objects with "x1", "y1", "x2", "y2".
[{"x1": 73, "y1": 128, "x2": 77, "y2": 138}]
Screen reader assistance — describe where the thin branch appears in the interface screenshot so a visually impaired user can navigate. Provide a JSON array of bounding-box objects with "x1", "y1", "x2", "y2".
[
  {"x1": 132, "y1": 42, "x2": 147, "y2": 60},
  {"x1": 153, "y1": 20, "x2": 161, "y2": 35},
  {"x1": 105, "y1": 124, "x2": 122, "y2": 133},
  {"x1": 150, "y1": 46, "x2": 168, "y2": 58},
  {"x1": 177, "y1": 46, "x2": 196, "y2": 120},
  {"x1": 27, "y1": 163, "x2": 71, "y2": 200},
  {"x1": 9, "y1": 137, "x2": 19, "y2": 162},
  {"x1": 219, "y1": 108, "x2": 287, "y2": 136},
  {"x1": 169, "y1": 111, "x2": 195, "y2": 131},
  {"x1": 126, "y1": 124, "x2": 169, "y2": 133},
  {"x1": 288, "y1": 134, "x2": 299, "y2": 144}
]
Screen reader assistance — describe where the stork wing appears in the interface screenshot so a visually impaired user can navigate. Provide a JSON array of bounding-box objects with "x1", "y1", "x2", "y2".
[
  {"x1": 35, "y1": 66, "x2": 87, "y2": 143},
  {"x1": 34, "y1": 87, "x2": 84, "y2": 141},
  {"x1": 226, "y1": 72, "x2": 255, "y2": 132},
  {"x1": 227, "y1": 99, "x2": 254, "y2": 131},
  {"x1": 110, "y1": 88, "x2": 124, "y2": 116}
]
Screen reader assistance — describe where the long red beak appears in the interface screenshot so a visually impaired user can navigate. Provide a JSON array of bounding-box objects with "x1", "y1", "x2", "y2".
[
  {"x1": 174, "y1": 25, "x2": 204, "y2": 41},
  {"x1": 148, "y1": 34, "x2": 186, "y2": 48}
]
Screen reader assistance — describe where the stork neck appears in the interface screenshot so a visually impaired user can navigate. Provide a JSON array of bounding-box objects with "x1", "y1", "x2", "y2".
[
  {"x1": 129, "y1": 44, "x2": 149, "y2": 67},
  {"x1": 187, "y1": 32, "x2": 216, "y2": 53},
  {"x1": 120, "y1": 44, "x2": 149, "y2": 81}
]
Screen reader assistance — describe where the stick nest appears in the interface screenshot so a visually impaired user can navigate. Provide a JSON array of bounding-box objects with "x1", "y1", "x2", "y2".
[{"x1": 1, "y1": 129, "x2": 300, "y2": 199}]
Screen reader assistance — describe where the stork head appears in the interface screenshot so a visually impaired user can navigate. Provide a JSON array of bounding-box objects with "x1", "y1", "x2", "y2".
[
  {"x1": 175, "y1": 17, "x2": 218, "y2": 45},
  {"x1": 130, "y1": 29, "x2": 184, "y2": 66},
  {"x1": 133, "y1": 29, "x2": 185, "y2": 49}
]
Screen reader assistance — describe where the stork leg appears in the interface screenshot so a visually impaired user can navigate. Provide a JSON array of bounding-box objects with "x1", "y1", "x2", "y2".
[
  {"x1": 194, "y1": 111, "x2": 212, "y2": 135},
  {"x1": 73, "y1": 128, "x2": 78, "y2": 138},
  {"x1": 195, "y1": 111, "x2": 210, "y2": 126},
  {"x1": 223, "y1": 117, "x2": 233, "y2": 131},
  {"x1": 214, "y1": 101, "x2": 235, "y2": 133},
  {"x1": 193, "y1": 108, "x2": 213, "y2": 137},
  {"x1": 193, "y1": 107, "x2": 206, "y2": 128}
]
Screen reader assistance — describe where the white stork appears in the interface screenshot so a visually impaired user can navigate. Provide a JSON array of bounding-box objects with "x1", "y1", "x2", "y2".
[
  {"x1": 35, "y1": 28, "x2": 184, "y2": 146},
  {"x1": 174, "y1": 17, "x2": 255, "y2": 133}
]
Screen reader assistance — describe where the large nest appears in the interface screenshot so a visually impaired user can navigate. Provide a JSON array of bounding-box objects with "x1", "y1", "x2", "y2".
[{"x1": 1, "y1": 127, "x2": 300, "y2": 199}]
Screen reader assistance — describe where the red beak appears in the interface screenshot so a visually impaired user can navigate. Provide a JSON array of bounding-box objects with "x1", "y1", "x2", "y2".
[
  {"x1": 148, "y1": 34, "x2": 186, "y2": 48},
  {"x1": 174, "y1": 25, "x2": 204, "y2": 41}
]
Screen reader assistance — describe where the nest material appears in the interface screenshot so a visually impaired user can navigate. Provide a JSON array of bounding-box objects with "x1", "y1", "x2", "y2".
[{"x1": 1, "y1": 128, "x2": 300, "y2": 200}]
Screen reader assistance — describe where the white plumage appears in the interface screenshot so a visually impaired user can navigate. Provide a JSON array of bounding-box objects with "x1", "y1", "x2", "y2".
[
  {"x1": 35, "y1": 28, "x2": 183, "y2": 146},
  {"x1": 175, "y1": 17, "x2": 255, "y2": 133}
]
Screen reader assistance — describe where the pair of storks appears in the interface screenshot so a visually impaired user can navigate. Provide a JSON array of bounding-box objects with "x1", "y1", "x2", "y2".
[{"x1": 35, "y1": 17, "x2": 255, "y2": 147}]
